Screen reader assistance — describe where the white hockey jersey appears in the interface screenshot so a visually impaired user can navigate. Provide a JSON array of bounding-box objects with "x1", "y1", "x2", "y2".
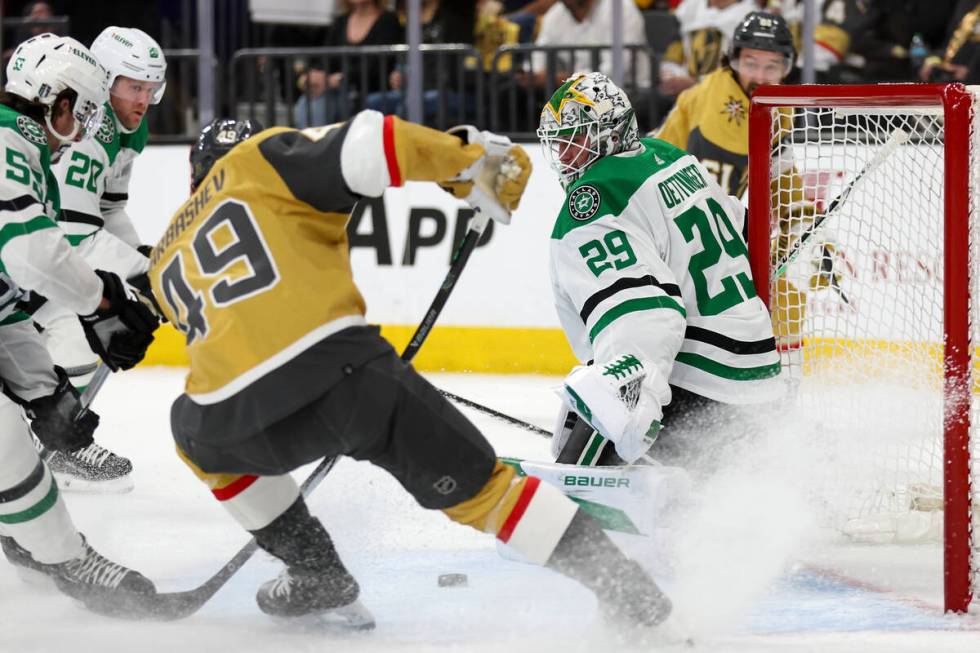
[
  {"x1": 549, "y1": 137, "x2": 782, "y2": 404},
  {"x1": 53, "y1": 103, "x2": 148, "y2": 248},
  {"x1": 0, "y1": 104, "x2": 102, "y2": 322}
]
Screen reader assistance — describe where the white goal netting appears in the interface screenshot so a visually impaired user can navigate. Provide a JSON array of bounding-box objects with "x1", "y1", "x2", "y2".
[{"x1": 760, "y1": 95, "x2": 979, "y2": 609}]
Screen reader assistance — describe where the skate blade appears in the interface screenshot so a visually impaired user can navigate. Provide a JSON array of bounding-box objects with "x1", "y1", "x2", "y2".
[
  {"x1": 54, "y1": 473, "x2": 134, "y2": 494},
  {"x1": 274, "y1": 600, "x2": 376, "y2": 632}
]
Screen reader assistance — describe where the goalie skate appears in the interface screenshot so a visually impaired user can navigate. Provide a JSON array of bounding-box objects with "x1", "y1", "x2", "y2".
[{"x1": 35, "y1": 434, "x2": 134, "y2": 493}]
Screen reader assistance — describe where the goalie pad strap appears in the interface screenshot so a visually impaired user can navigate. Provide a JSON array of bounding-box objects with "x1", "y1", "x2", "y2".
[{"x1": 497, "y1": 477, "x2": 578, "y2": 566}]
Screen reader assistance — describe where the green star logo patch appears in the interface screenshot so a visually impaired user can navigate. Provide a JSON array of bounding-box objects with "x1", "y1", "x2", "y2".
[
  {"x1": 568, "y1": 185, "x2": 600, "y2": 221},
  {"x1": 96, "y1": 112, "x2": 115, "y2": 144},
  {"x1": 16, "y1": 115, "x2": 46, "y2": 146}
]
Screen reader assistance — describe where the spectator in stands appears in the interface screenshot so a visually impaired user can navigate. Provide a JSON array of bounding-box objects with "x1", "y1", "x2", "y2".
[
  {"x1": 501, "y1": 0, "x2": 557, "y2": 42},
  {"x1": 805, "y1": 0, "x2": 954, "y2": 82},
  {"x1": 529, "y1": 0, "x2": 651, "y2": 89},
  {"x1": 3, "y1": 1, "x2": 62, "y2": 62},
  {"x1": 475, "y1": 1, "x2": 521, "y2": 71},
  {"x1": 918, "y1": 0, "x2": 980, "y2": 84},
  {"x1": 659, "y1": 0, "x2": 755, "y2": 99},
  {"x1": 365, "y1": 0, "x2": 476, "y2": 125},
  {"x1": 293, "y1": 0, "x2": 403, "y2": 128}
]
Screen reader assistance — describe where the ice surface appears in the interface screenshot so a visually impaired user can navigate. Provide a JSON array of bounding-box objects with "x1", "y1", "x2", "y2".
[{"x1": 1, "y1": 368, "x2": 978, "y2": 652}]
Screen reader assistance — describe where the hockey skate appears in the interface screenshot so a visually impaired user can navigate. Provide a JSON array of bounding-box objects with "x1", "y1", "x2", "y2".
[
  {"x1": 256, "y1": 566, "x2": 375, "y2": 630},
  {"x1": 53, "y1": 536, "x2": 156, "y2": 614},
  {"x1": 548, "y1": 511, "x2": 672, "y2": 629},
  {"x1": 34, "y1": 434, "x2": 134, "y2": 493},
  {"x1": 0, "y1": 535, "x2": 59, "y2": 588}
]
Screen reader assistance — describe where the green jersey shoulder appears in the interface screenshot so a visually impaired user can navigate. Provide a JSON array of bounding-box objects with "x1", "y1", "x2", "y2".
[
  {"x1": 0, "y1": 104, "x2": 51, "y2": 164},
  {"x1": 118, "y1": 112, "x2": 149, "y2": 154},
  {"x1": 551, "y1": 138, "x2": 688, "y2": 240}
]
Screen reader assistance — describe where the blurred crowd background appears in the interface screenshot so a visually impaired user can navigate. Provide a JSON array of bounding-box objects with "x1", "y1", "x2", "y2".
[{"x1": 1, "y1": 0, "x2": 978, "y2": 143}]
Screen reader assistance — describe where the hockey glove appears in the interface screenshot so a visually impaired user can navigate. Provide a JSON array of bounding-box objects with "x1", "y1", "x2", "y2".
[
  {"x1": 25, "y1": 367, "x2": 98, "y2": 452},
  {"x1": 559, "y1": 354, "x2": 669, "y2": 464},
  {"x1": 79, "y1": 270, "x2": 159, "y2": 372},
  {"x1": 440, "y1": 126, "x2": 532, "y2": 223}
]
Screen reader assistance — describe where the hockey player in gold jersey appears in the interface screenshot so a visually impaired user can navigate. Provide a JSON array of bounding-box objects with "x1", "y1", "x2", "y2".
[
  {"x1": 147, "y1": 113, "x2": 672, "y2": 627},
  {"x1": 656, "y1": 11, "x2": 821, "y2": 352}
]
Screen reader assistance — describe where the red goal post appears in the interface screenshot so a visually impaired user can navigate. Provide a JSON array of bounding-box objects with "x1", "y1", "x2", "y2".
[{"x1": 747, "y1": 83, "x2": 975, "y2": 614}]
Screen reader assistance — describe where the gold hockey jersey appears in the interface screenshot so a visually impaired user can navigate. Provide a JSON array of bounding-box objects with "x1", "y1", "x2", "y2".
[{"x1": 149, "y1": 111, "x2": 483, "y2": 407}]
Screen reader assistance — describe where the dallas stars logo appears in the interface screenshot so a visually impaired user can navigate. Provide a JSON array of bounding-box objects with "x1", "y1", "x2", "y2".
[
  {"x1": 568, "y1": 185, "x2": 601, "y2": 221},
  {"x1": 16, "y1": 115, "x2": 46, "y2": 146},
  {"x1": 721, "y1": 95, "x2": 747, "y2": 126},
  {"x1": 544, "y1": 74, "x2": 594, "y2": 123}
]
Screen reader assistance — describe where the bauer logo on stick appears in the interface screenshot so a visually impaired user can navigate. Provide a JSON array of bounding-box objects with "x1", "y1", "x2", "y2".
[{"x1": 569, "y1": 185, "x2": 600, "y2": 221}]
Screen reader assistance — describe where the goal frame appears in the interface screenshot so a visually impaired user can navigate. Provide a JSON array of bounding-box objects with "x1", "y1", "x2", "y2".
[{"x1": 747, "y1": 83, "x2": 974, "y2": 614}]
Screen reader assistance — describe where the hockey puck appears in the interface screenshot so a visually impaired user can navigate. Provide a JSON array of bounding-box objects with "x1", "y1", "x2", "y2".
[{"x1": 437, "y1": 573, "x2": 468, "y2": 587}]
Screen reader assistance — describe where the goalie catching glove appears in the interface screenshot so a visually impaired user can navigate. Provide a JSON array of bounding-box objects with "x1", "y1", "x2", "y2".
[
  {"x1": 78, "y1": 270, "x2": 160, "y2": 372},
  {"x1": 557, "y1": 354, "x2": 670, "y2": 464},
  {"x1": 439, "y1": 125, "x2": 532, "y2": 223}
]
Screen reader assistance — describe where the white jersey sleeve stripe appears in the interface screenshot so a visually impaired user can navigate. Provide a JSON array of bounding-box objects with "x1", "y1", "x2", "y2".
[
  {"x1": 579, "y1": 274, "x2": 682, "y2": 322},
  {"x1": 588, "y1": 295, "x2": 686, "y2": 343}
]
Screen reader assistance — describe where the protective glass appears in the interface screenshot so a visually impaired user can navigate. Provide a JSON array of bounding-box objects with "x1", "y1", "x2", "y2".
[
  {"x1": 73, "y1": 99, "x2": 105, "y2": 141},
  {"x1": 111, "y1": 77, "x2": 166, "y2": 105},
  {"x1": 730, "y1": 51, "x2": 793, "y2": 81}
]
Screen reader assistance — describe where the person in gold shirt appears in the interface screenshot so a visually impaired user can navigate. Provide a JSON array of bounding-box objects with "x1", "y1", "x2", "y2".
[{"x1": 146, "y1": 113, "x2": 672, "y2": 628}]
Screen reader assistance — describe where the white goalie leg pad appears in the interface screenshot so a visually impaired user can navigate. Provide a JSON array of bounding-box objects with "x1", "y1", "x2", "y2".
[
  {"x1": 560, "y1": 355, "x2": 669, "y2": 464},
  {"x1": 215, "y1": 474, "x2": 301, "y2": 532},
  {"x1": 0, "y1": 399, "x2": 82, "y2": 563},
  {"x1": 497, "y1": 477, "x2": 578, "y2": 566}
]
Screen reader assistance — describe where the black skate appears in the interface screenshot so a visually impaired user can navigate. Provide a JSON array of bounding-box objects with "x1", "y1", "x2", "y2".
[
  {"x1": 1, "y1": 535, "x2": 59, "y2": 587},
  {"x1": 256, "y1": 566, "x2": 374, "y2": 629},
  {"x1": 548, "y1": 510, "x2": 672, "y2": 629},
  {"x1": 54, "y1": 536, "x2": 156, "y2": 614},
  {"x1": 35, "y1": 434, "x2": 134, "y2": 493}
]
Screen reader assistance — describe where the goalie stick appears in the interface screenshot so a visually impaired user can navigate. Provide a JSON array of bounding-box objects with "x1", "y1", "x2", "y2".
[
  {"x1": 773, "y1": 127, "x2": 909, "y2": 279},
  {"x1": 92, "y1": 209, "x2": 498, "y2": 621}
]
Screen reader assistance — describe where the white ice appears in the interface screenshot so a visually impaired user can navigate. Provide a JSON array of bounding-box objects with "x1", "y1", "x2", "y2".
[{"x1": 1, "y1": 368, "x2": 978, "y2": 653}]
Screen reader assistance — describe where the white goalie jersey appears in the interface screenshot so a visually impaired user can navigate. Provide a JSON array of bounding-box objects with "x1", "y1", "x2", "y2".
[{"x1": 550, "y1": 137, "x2": 782, "y2": 405}]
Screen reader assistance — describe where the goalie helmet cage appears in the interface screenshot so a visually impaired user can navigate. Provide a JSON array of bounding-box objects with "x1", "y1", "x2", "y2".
[{"x1": 747, "y1": 83, "x2": 977, "y2": 614}]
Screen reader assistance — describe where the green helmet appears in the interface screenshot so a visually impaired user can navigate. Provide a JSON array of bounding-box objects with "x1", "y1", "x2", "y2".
[{"x1": 536, "y1": 72, "x2": 638, "y2": 188}]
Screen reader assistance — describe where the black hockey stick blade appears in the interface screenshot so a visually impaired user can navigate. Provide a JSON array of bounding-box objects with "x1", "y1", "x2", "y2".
[{"x1": 62, "y1": 539, "x2": 259, "y2": 621}]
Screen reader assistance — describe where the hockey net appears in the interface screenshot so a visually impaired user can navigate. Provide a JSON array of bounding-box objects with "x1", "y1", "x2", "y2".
[{"x1": 747, "y1": 84, "x2": 979, "y2": 613}]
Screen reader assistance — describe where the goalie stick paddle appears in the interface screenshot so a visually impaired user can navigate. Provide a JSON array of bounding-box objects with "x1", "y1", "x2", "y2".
[
  {"x1": 100, "y1": 211, "x2": 496, "y2": 621},
  {"x1": 773, "y1": 127, "x2": 909, "y2": 279}
]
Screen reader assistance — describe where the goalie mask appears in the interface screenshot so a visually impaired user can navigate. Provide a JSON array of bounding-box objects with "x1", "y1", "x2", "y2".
[
  {"x1": 190, "y1": 118, "x2": 264, "y2": 191},
  {"x1": 537, "y1": 72, "x2": 639, "y2": 189},
  {"x1": 5, "y1": 33, "x2": 109, "y2": 146}
]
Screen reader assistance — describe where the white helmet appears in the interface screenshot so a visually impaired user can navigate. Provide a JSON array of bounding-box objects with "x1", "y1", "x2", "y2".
[
  {"x1": 5, "y1": 33, "x2": 109, "y2": 145},
  {"x1": 537, "y1": 72, "x2": 639, "y2": 188},
  {"x1": 91, "y1": 27, "x2": 167, "y2": 106}
]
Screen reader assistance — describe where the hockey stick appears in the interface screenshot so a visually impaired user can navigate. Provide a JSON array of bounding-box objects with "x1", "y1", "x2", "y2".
[
  {"x1": 101, "y1": 209, "x2": 498, "y2": 621},
  {"x1": 440, "y1": 389, "x2": 550, "y2": 437},
  {"x1": 77, "y1": 364, "x2": 111, "y2": 415},
  {"x1": 773, "y1": 128, "x2": 909, "y2": 279}
]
